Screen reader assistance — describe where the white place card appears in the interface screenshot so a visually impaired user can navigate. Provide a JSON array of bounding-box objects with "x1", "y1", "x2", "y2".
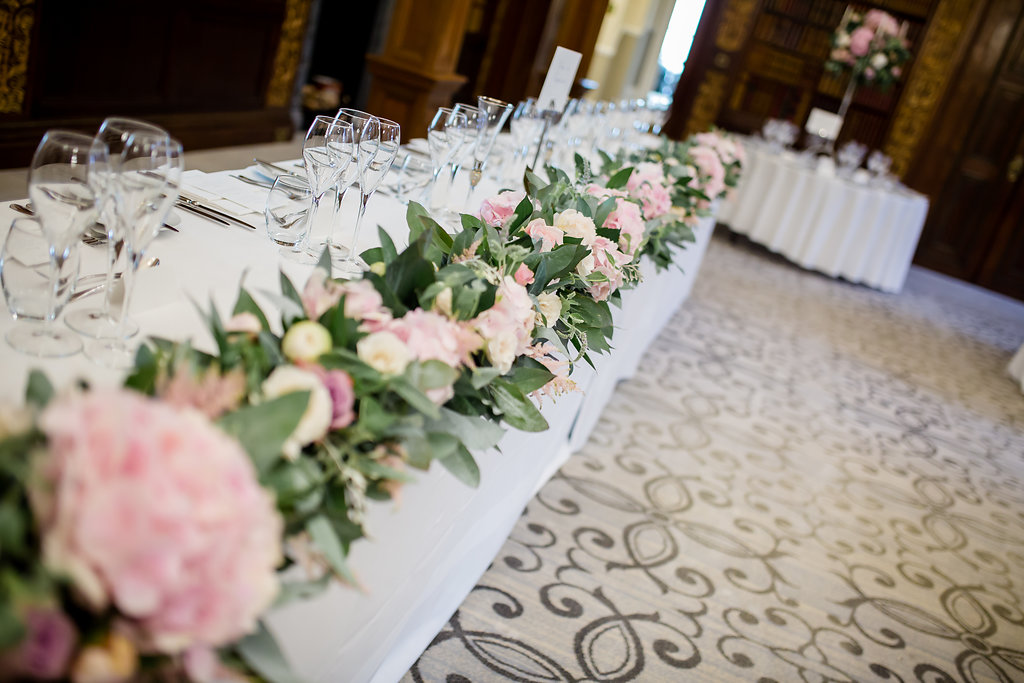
[
  {"x1": 536, "y1": 46, "x2": 582, "y2": 113},
  {"x1": 806, "y1": 108, "x2": 843, "y2": 140}
]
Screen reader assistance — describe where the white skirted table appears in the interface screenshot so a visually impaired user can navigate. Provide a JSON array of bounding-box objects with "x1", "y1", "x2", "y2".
[
  {"x1": 718, "y1": 142, "x2": 929, "y2": 293},
  {"x1": 0, "y1": 161, "x2": 717, "y2": 682}
]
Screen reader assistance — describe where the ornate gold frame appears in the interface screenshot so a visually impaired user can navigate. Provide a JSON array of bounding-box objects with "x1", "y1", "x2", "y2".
[
  {"x1": 266, "y1": 0, "x2": 314, "y2": 108},
  {"x1": 0, "y1": 0, "x2": 35, "y2": 115}
]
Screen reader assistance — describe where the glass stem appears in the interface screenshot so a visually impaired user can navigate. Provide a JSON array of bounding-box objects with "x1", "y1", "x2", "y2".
[
  {"x1": 46, "y1": 246, "x2": 62, "y2": 323},
  {"x1": 328, "y1": 185, "x2": 350, "y2": 250},
  {"x1": 115, "y1": 248, "x2": 141, "y2": 341},
  {"x1": 99, "y1": 232, "x2": 119, "y2": 316},
  {"x1": 347, "y1": 190, "x2": 372, "y2": 264}
]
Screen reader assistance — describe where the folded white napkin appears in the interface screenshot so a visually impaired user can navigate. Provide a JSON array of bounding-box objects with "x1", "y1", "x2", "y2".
[{"x1": 181, "y1": 169, "x2": 270, "y2": 216}]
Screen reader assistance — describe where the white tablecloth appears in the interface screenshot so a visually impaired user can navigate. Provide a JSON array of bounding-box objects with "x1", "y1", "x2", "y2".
[
  {"x1": 0, "y1": 166, "x2": 716, "y2": 682},
  {"x1": 718, "y1": 144, "x2": 930, "y2": 293}
]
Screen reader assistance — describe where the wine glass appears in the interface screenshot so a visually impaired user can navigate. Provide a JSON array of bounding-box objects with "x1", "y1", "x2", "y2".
[
  {"x1": 21, "y1": 130, "x2": 106, "y2": 356},
  {"x1": 335, "y1": 117, "x2": 399, "y2": 279},
  {"x1": 423, "y1": 107, "x2": 467, "y2": 208},
  {"x1": 289, "y1": 115, "x2": 354, "y2": 264},
  {"x1": 87, "y1": 134, "x2": 184, "y2": 368},
  {"x1": 66, "y1": 117, "x2": 169, "y2": 339},
  {"x1": 393, "y1": 152, "x2": 432, "y2": 204},
  {"x1": 266, "y1": 175, "x2": 313, "y2": 249},
  {"x1": 1, "y1": 217, "x2": 81, "y2": 356},
  {"x1": 466, "y1": 96, "x2": 513, "y2": 202},
  {"x1": 446, "y1": 103, "x2": 480, "y2": 212},
  {"x1": 327, "y1": 108, "x2": 379, "y2": 260}
]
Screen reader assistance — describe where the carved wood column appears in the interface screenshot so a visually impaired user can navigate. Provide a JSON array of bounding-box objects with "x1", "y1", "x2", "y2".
[{"x1": 364, "y1": 0, "x2": 472, "y2": 140}]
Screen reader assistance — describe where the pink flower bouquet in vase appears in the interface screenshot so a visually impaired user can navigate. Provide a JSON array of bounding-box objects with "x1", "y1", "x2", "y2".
[{"x1": 825, "y1": 7, "x2": 913, "y2": 144}]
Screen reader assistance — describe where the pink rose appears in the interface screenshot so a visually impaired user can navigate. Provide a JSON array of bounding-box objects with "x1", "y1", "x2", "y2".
[
  {"x1": 302, "y1": 271, "x2": 388, "y2": 323},
  {"x1": 514, "y1": 263, "x2": 535, "y2": 286},
  {"x1": 370, "y1": 308, "x2": 481, "y2": 370},
  {"x1": 864, "y1": 67, "x2": 876, "y2": 80},
  {"x1": 471, "y1": 276, "x2": 536, "y2": 373},
  {"x1": 0, "y1": 606, "x2": 77, "y2": 679},
  {"x1": 34, "y1": 390, "x2": 283, "y2": 653},
  {"x1": 478, "y1": 190, "x2": 526, "y2": 227},
  {"x1": 892, "y1": 66, "x2": 902, "y2": 77},
  {"x1": 849, "y1": 26, "x2": 875, "y2": 57},
  {"x1": 310, "y1": 365, "x2": 356, "y2": 429},
  {"x1": 523, "y1": 218, "x2": 564, "y2": 252}
]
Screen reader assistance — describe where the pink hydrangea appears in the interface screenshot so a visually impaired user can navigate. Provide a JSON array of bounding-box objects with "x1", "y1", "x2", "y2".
[
  {"x1": 34, "y1": 390, "x2": 282, "y2": 654},
  {"x1": 302, "y1": 270, "x2": 389, "y2": 323},
  {"x1": 849, "y1": 26, "x2": 875, "y2": 57},
  {"x1": 523, "y1": 218, "x2": 564, "y2": 252},
  {"x1": 690, "y1": 145, "x2": 726, "y2": 200},
  {"x1": 478, "y1": 190, "x2": 526, "y2": 227},
  {"x1": 604, "y1": 198, "x2": 647, "y2": 255}
]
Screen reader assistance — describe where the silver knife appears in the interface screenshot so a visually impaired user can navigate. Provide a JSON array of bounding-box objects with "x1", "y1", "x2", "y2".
[
  {"x1": 177, "y1": 195, "x2": 256, "y2": 230},
  {"x1": 254, "y1": 158, "x2": 303, "y2": 178},
  {"x1": 175, "y1": 201, "x2": 231, "y2": 226}
]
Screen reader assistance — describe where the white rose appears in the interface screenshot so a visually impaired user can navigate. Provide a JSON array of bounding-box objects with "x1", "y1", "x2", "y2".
[
  {"x1": 262, "y1": 366, "x2": 333, "y2": 460},
  {"x1": 535, "y1": 291, "x2": 562, "y2": 326},
  {"x1": 486, "y1": 330, "x2": 519, "y2": 375},
  {"x1": 836, "y1": 31, "x2": 851, "y2": 48},
  {"x1": 554, "y1": 209, "x2": 597, "y2": 243},
  {"x1": 0, "y1": 403, "x2": 33, "y2": 439},
  {"x1": 576, "y1": 252, "x2": 595, "y2": 277},
  {"x1": 433, "y1": 287, "x2": 454, "y2": 318},
  {"x1": 870, "y1": 53, "x2": 888, "y2": 69},
  {"x1": 357, "y1": 331, "x2": 411, "y2": 376},
  {"x1": 281, "y1": 320, "x2": 332, "y2": 362}
]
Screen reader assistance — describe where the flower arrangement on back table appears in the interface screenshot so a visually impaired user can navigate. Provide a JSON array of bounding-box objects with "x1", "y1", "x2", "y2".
[
  {"x1": 0, "y1": 129, "x2": 742, "y2": 681},
  {"x1": 826, "y1": 7, "x2": 911, "y2": 90}
]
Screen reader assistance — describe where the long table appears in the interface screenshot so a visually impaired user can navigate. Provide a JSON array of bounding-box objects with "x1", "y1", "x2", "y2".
[
  {"x1": 718, "y1": 142, "x2": 929, "y2": 293},
  {"x1": 0, "y1": 160, "x2": 716, "y2": 682}
]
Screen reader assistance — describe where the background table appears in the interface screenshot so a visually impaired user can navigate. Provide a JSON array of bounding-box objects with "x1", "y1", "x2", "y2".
[
  {"x1": 718, "y1": 142, "x2": 930, "y2": 293},
  {"x1": 0, "y1": 163, "x2": 717, "y2": 682}
]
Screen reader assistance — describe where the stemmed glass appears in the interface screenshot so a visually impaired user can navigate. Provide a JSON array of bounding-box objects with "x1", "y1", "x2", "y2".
[
  {"x1": 327, "y1": 109, "x2": 379, "y2": 260},
  {"x1": 423, "y1": 107, "x2": 467, "y2": 208},
  {"x1": 88, "y1": 134, "x2": 184, "y2": 368},
  {"x1": 288, "y1": 115, "x2": 354, "y2": 264},
  {"x1": 335, "y1": 117, "x2": 399, "y2": 278},
  {"x1": 446, "y1": 103, "x2": 480, "y2": 212},
  {"x1": 15, "y1": 130, "x2": 107, "y2": 356},
  {"x1": 466, "y1": 96, "x2": 513, "y2": 202},
  {"x1": 65, "y1": 117, "x2": 168, "y2": 339}
]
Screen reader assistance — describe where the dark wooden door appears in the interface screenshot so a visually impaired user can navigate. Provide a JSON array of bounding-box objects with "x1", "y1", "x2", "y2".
[{"x1": 910, "y1": 0, "x2": 1024, "y2": 297}]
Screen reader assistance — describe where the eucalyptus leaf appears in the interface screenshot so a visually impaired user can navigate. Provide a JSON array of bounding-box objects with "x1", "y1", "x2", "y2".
[
  {"x1": 606, "y1": 166, "x2": 634, "y2": 190},
  {"x1": 427, "y1": 407, "x2": 505, "y2": 450},
  {"x1": 217, "y1": 391, "x2": 310, "y2": 475},
  {"x1": 438, "y1": 443, "x2": 481, "y2": 487},
  {"x1": 236, "y1": 620, "x2": 305, "y2": 683},
  {"x1": 24, "y1": 370, "x2": 53, "y2": 408},
  {"x1": 490, "y1": 379, "x2": 548, "y2": 432},
  {"x1": 306, "y1": 514, "x2": 358, "y2": 585}
]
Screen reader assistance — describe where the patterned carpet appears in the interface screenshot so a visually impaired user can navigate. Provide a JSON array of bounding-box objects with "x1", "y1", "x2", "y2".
[{"x1": 404, "y1": 234, "x2": 1024, "y2": 683}]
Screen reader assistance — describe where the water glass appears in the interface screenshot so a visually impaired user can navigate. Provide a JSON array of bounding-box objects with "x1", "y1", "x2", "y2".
[
  {"x1": 1, "y1": 217, "x2": 81, "y2": 357},
  {"x1": 266, "y1": 175, "x2": 312, "y2": 248}
]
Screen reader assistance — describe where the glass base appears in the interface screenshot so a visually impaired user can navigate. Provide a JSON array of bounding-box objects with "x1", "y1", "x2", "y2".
[
  {"x1": 280, "y1": 246, "x2": 319, "y2": 265},
  {"x1": 333, "y1": 258, "x2": 367, "y2": 280},
  {"x1": 84, "y1": 338, "x2": 137, "y2": 369},
  {"x1": 6, "y1": 323, "x2": 82, "y2": 358},
  {"x1": 65, "y1": 307, "x2": 139, "y2": 339}
]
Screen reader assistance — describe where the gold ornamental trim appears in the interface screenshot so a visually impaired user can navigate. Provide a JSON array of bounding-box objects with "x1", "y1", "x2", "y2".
[
  {"x1": 686, "y1": 70, "x2": 728, "y2": 136},
  {"x1": 715, "y1": 0, "x2": 759, "y2": 52},
  {"x1": 266, "y1": 0, "x2": 313, "y2": 108},
  {"x1": 884, "y1": 0, "x2": 974, "y2": 176},
  {"x1": 0, "y1": 0, "x2": 35, "y2": 115}
]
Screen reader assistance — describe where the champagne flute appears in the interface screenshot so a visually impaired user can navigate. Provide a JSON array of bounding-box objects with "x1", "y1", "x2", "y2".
[
  {"x1": 467, "y1": 96, "x2": 513, "y2": 203},
  {"x1": 20, "y1": 130, "x2": 106, "y2": 356},
  {"x1": 423, "y1": 107, "x2": 467, "y2": 208},
  {"x1": 289, "y1": 115, "x2": 354, "y2": 264},
  {"x1": 66, "y1": 117, "x2": 169, "y2": 338},
  {"x1": 335, "y1": 117, "x2": 400, "y2": 278},
  {"x1": 446, "y1": 103, "x2": 479, "y2": 212},
  {"x1": 87, "y1": 135, "x2": 183, "y2": 368},
  {"x1": 327, "y1": 108, "x2": 379, "y2": 260}
]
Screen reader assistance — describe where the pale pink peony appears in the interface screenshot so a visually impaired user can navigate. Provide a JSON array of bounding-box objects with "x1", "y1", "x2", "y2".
[
  {"x1": 604, "y1": 198, "x2": 647, "y2": 255},
  {"x1": 302, "y1": 270, "x2": 388, "y2": 323},
  {"x1": 514, "y1": 263, "x2": 535, "y2": 286},
  {"x1": 34, "y1": 390, "x2": 282, "y2": 654},
  {"x1": 690, "y1": 145, "x2": 727, "y2": 200},
  {"x1": 309, "y1": 365, "x2": 356, "y2": 429},
  {"x1": 478, "y1": 190, "x2": 526, "y2": 227},
  {"x1": 523, "y1": 218, "x2": 564, "y2": 252},
  {"x1": 849, "y1": 26, "x2": 875, "y2": 57}
]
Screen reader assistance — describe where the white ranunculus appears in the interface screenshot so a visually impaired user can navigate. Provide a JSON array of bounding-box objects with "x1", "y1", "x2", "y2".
[
  {"x1": 554, "y1": 209, "x2": 597, "y2": 243},
  {"x1": 870, "y1": 53, "x2": 888, "y2": 69},
  {"x1": 262, "y1": 365, "x2": 333, "y2": 460},
  {"x1": 433, "y1": 287, "x2": 454, "y2": 318},
  {"x1": 357, "y1": 331, "x2": 411, "y2": 376},
  {"x1": 536, "y1": 291, "x2": 562, "y2": 326},
  {"x1": 0, "y1": 403, "x2": 32, "y2": 440},
  {"x1": 836, "y1": 31, "x2": 851, "y2": 47},
  {"x1": 485, "y1": 330, "x2": 519, "y2": 375},
  {"x1": 281, "y1": 320, "x2": 333, "y2": 363},
  {"x1": 576, "y1": 252, "x2": 595, "y2": 278}
]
